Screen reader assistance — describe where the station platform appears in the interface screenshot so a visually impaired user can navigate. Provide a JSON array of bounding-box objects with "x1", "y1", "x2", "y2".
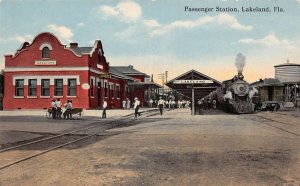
[{"x1": 0, "y1": 108, "x2": 155, "y2": 117}]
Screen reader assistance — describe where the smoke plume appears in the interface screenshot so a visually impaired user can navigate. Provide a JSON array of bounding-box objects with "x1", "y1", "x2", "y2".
[{"x1": 235, "y1": 53, "x2": 246, "y2": 73}]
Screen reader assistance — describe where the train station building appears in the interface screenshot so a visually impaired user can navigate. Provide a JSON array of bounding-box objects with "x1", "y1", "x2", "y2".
[
  {"x1": 165, "y1": 69, "x2": 221, "y2": 101},
  {"x1": 3, "y1": 32, "x2": 160, "y2": 110},
  {"x1": 165, "y1": 69, "x2": 221, "y2": 114}
]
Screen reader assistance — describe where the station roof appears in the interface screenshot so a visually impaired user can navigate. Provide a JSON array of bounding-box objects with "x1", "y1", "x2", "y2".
[
  {"x1": 251, "y1": 78, "x2": 284, "y2": 87},
  {"x1": 128, "y1": 81, "x2": 162, "y2": 88},
  {"x1": 109, "y1": 67, "x2": 136, "y2": 81},
  {"x1": 111, "y1": 65, "x2": 150, "y2": 78},
  {"x1": 67, "y1": 47, "x2": 93, "y2": 55},
  {"x1": 166, "y1": 69, "x2": 222, "y2": 99}
]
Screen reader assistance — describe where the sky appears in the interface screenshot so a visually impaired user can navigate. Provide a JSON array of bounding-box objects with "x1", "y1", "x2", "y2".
[{"x1": 0, "y1": 0, "x2": 300, "y2": 83}]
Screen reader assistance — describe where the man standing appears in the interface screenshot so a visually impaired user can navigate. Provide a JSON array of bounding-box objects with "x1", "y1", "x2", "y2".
[
  {"x1": 149, "y1": 98, "x2": 153, "y2": 108},
  {"x1": 171, "y1": 100, "x2": 176, "y2": 110},
  {"x1": 63, "y1": 100, "x2": 72, "y2": 119},
  {"x1": 122, "y1": 100, "x2": 126, "y2": 109},
  {"x1": 158, "y1": 97, "x2": 164, "y2": 116},
  {"x1": 102, "y1": 99, "x2": 107, "y2": 119},
  {"x1": 126, "y1": 98, "x2": 131, "y2": 109},
  {"x1": 55, "y1": 98, "x2": 62, "y2": 119},
  {"x1": 134, "y1": 97, "x2": 140, "y2": 118},
  {"x1": 51, "y1": 99, "x2": 57, "y2": 119}
]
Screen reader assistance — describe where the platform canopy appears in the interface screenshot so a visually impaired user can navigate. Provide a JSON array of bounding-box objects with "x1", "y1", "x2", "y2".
[{"x1": 165, "y1": 69, "x2": 221, "y2": 99}]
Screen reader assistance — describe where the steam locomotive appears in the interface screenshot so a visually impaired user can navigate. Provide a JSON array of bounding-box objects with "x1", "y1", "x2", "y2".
[{"x1": 205, "y1": 72, "x2": 255, "y2": 114}]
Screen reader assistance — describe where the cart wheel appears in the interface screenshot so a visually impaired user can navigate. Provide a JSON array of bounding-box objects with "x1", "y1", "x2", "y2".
[{"x1": 46, "y1": 111, "x2": 52, "y2": 119}]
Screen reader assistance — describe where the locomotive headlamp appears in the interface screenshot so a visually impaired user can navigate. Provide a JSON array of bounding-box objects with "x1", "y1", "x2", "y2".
[{"x1": 233, "y1": 81, "x2": 250, "y2": 96}]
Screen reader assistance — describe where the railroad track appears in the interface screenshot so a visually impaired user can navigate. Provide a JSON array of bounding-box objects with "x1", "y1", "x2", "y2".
[
  {"x1": 0, "y1": 109, "x2": 159, "y2": 170},
  {"x1": 241, "y1": 114, "x2": 300, "y2": 137}
]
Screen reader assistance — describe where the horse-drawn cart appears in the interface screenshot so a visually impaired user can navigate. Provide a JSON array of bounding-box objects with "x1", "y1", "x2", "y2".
[{"x1": 46, "y1": 108, "x2": 83, "y2": 119}]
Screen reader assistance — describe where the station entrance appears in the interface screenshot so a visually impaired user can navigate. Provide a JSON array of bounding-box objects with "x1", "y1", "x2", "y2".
[{"x1": 165, "y1": 70, "x2": 221, "y2": 115}]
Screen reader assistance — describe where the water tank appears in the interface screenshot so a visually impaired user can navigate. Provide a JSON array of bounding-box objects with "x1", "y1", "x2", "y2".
[{"x1": 274, "y1": 62, "x2": 300, "y2": 83}]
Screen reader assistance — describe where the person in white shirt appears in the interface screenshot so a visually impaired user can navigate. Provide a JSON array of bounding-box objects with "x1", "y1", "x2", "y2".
[
  {"x1": 51, "y1": 99, "x2": 57, "y2": 119},
  {"x1": 63, "y1": 100, "x2": 72, "y2": 119},
  {"x1": 102, "y1": 99, "x2": 108, "y2": 118},
  {"x1": 171, "y1": 100, "x2": 176, "y2": 110},
  {"x1": 55, "y1": 98, "x2": 62, "y2": 119},
  {"x1": 178, "y1": 100, "x2": 182, "y2": 108},
  {"x1": 122, "y1": 100, "x2": 126, "y2": 109},
  {"x1": 158, "y1": 97, "x2": 165, "y2": 115},
  {"x1": 126, "y1": 98, "x2": 131, "y2": 109},
  {"x1": 149, "y1": 99, "x2": 153, "y2": 108},
  {"x1": 133, "y1": 97, "x2": 141, "y2": 118}
]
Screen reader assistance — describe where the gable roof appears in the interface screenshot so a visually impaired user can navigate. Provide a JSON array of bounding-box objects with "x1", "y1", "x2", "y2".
[{"x1": 166, "y1": 69, "x2": 221, "y2": 85}]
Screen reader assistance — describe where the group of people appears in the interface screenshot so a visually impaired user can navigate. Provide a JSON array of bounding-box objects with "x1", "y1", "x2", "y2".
[
  {"x1": 121, "y1": 98, "x2": 132, "y2": 109},
  {"x1": 155, "y1": 97, "x2": 190, "y2": 116},
  {"x1": 195, "y1": 98, "x2": 217, "y2": 114},
  {"x1": 102, "y1": 97, "x2": 141, "y2": 119},
  {"x1": 50, "y1": 99, "x2": 73, "y2": 119},
  {"x1": 148, "y1": 98, "x2": 189, "y2": 109}
]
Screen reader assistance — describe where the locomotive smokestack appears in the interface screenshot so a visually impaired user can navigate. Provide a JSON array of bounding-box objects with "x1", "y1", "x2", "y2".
[{"x1": 235, "y1": 53, "x2": 246, "y2": 74}]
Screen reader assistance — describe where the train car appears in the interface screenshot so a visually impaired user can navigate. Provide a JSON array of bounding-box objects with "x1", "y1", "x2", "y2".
[{"x1": 204, "y1": 73, "x2": 255, "y2": 114}]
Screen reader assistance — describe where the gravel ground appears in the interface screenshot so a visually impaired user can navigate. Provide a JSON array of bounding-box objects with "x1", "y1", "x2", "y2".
[{"x1": 0, "y1": 109, "x2": 299, "y2": 186}]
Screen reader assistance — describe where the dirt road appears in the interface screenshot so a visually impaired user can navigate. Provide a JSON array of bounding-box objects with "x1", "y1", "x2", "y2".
[{"x1": 0, "y1": 109, "x2": 299, "y2": 185}]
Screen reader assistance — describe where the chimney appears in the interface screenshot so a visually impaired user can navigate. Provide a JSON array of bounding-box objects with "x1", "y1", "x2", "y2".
[
  {"x1": 129, "y1": 65, "x2": 133, "y2": 68},
  {"x1": 5, "y1": 54, "x2": 13, "y2": 61},
  {"x1": 70, "y1": 43, "x2": 78, "y2": 48}
]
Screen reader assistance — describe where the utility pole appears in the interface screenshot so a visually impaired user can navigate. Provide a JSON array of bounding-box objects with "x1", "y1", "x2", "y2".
[
  {"x1": 158, "y1": 73, "x2": 165, "y2": 98},
  {"x1": 165, "y1": 71, "x2": 168, "y2": 83},
  {"x1": 165, "y1": 71, "x2": 168, "y2": 96}
]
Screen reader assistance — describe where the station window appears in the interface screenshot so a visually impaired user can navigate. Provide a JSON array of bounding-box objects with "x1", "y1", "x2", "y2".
[
  {"x1": 15, "y1": 79, "x2": 24, "y2": 96},
  {"x1": 42, "y1": 47, "x2": 50, "y2": 58},
  {"x1": 97, "y1": 81, "x2": 102, "y2": 88},
  {"x1": 28, "y1": 79, "x2": 37, "y2": 96},
  {"x1": 41, "y1": 79, "x2": 50, "y2": 96},
  {"x1": 68, "y1": 79, "x2": 77, "y2": 96},
  {"x1": 90, "y1": 79, "x2": 94, "y2": 97},
  {"x1": 116, "y1": 85, "x2": 120, "y2": 98},
  {"x1": 126, "y1": 86, "x2": 129, "y2": 98},
  {"x1": 104, "y1": 82, "x2": 108, "y2": 97},
  {"x1": 54, "y1": 79, "x2": 63, "y2": 96},
  {"x1": 110, "y1": 84, "x2": 114, "y2": 98}
]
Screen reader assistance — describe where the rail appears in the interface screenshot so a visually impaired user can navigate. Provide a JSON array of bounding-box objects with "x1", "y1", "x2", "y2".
[{"x1": 0, "y1": 108, "x2": 159, "y2": 170}]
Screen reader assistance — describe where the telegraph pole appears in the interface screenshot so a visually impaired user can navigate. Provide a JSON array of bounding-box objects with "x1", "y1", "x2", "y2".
[
  {"x1": 165, "y1": 71, "x2": 168, "y2": 97},
  {"x1": 165, "y1": 71, "x2": 168, "y2": 82},
  {"x1": 158, "y1": 73, "x2": 165, "y2": 98}
]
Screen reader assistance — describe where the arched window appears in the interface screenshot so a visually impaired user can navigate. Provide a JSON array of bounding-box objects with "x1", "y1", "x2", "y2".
[{"x1": 42, "y1": 47, "x2": 50, "y2": 58}]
